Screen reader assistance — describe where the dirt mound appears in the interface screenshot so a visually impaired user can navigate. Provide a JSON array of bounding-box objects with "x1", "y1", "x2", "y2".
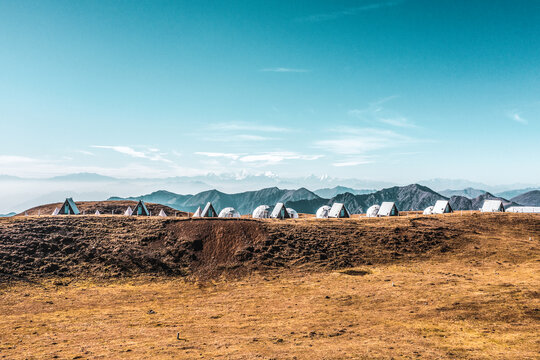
[
  {"x1": 19, "y1": 200, "x2": 187, "y2": 217},
  {"x1": 0, "y1": 214, "x2": 538, "y2": 281}
]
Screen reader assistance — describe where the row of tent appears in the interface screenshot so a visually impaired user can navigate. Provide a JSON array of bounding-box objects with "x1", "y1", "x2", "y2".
[
  {"x1": 192, "y1": 202, "x2": 302, "y2": 219},
  {"x1": 52, "y1": 198, "x2": 168, "y2": 217},
  {"x1": 192, "y1": 202, "x2": 352, "y2": 219},
  {"x1": 49, "y1": 197, "x2": 538, "y2": 219}
]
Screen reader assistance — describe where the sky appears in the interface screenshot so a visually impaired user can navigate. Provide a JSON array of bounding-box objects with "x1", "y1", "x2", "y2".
[{"x1": 1, "y1": 0, "x2": 539, "y2": 185}]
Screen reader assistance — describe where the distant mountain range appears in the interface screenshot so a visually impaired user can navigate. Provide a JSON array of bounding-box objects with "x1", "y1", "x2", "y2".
[
  {"x1": 0, "y1": 212, "x2": 16, "y2": 217},
  {"x1": 1, "y1": 172, "x2": 538, "y2": 214},
  {"x1": 288, "y1": 184, "x2": 446, "y2": 214},
  {"x1": 110, "y1": 187, "x2": 321, "y2": 214},
  {"x1": 110, "y1": 184, "x2": 539, "y2": 214},
  {"x1": 496, "y1": 188, "x2": 540, "y2": 200},
  {"x1": 313, "y1": 186, "x2": 376, "y2": 198},
  {"x1": 449, "y1": 192, "x2": 520, "y2": 211},
  {"x1": 439, "y1": 187, "x2": 539, "y2": 200},
  {"x1": 439, "y1": 188, "x2": 487, "y2": 199},
  {"x1": 510, "y1": 190, "x2": 540, "y2": 206}
]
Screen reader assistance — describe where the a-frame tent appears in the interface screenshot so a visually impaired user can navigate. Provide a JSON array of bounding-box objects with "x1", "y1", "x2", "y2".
[
  {"x1": 270, "y1": 202, "x2": 290, "y2": 219},
  {"x1": 432, "y1": 200, "x2": 453, "y2": 214},
  {"x1": 378, "y1": 202, "x2": 399, "y2": 216},
  {"x1": 59, "y1": 198, "x2": 80, "y2": 215},
  {"x1": 481, "y1": 200, "x2": 505, "y2": 212},
  {"x1": 200, "y1": 202, "x2": 217, "y2": 217},
  {"x1": 328, "y1": 202, "x2": 350, "y2": 218},
  {"x1": 133, "y1": 200, "x2": 150, "y2": 216},
  {"x1": 192, "y1": 207, "x2": 202, "y2": 217}
]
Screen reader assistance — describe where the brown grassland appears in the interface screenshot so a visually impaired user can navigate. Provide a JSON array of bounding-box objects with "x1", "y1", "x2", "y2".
[{"x1": 0, "y1": 212, "x2": 538, "y2": 359}]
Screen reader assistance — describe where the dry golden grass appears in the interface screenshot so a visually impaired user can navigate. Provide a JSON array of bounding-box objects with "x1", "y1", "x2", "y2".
[{"x1": 0, "y1": 214, "x2": 538, "y2": 359}]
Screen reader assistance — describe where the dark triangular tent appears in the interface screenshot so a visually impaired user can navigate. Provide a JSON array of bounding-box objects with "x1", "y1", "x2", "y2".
[
  {"x1": 200, "y1": 202, "x2": 217, "y2": 217},
  {"x1": 133, "y1": 200, "x2": 150, "y2": 216},
  {"x1": 270, "y1": 202, "x2": 290, "y2": 219},
  {"x1": 59, "y1": 198, "x2": 80, "y2": 215}
]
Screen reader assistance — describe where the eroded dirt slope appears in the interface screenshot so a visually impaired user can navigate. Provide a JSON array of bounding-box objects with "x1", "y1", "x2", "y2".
[{"x1": 0, "y1": 214, "x2": 538, "y2": 280}]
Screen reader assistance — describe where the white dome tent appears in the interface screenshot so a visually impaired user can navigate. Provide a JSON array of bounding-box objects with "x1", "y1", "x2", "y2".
[
  {"x1": 219, "y1": 207, "x2": 241, "y2": 218},
  {"x1": 287, "y1": 208, "x2": 299, "y2": 218},
  {"x1": 52, "y1": 207, "x2": 59, "y2": 216},
  {"x1": 252, "y1": 205, "x2": 270, "y2": 218},
  {"x1": 423, "y1": 206, "x2": 434, "y2": 215},
  {"x1": 158, "y1": 209, "x2": 167, "y2": 217},
  {"x1": 94, "y1": 210, "x2": 101, "y2": 216},
  {"x1": 366, "y1": 205, "x2": 380, "y2": 217},
  {"x1": 124, "y1": 206, "x2": 133, "y2": 216},
  {"x1": 316, "y1": 205, "x2": 331, "y2": 219}
]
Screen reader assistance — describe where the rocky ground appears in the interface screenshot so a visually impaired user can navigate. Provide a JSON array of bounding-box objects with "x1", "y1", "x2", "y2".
[{"x1": 1, "y1": 213, "x2": 537, "y2": 281}]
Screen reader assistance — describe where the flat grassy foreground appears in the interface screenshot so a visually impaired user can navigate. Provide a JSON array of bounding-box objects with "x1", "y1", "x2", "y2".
[{"x1": 1, "y1": 256, "x2": 538, "y2": 359}]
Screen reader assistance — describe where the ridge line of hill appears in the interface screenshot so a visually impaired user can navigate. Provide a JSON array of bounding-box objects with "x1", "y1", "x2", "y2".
[{"x1": 108, "y1": 184, "x2": 529, "y2": 214}]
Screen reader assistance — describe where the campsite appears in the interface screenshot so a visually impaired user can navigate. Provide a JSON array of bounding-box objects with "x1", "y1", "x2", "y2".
[{"x1": 2, "y1": 1, "x2": 540, "y2": 358}]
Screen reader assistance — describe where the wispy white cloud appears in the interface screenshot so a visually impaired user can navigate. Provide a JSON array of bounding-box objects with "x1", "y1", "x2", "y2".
[
  {"x1": 91, "y1": 145, "x2": 172, "y2": 163},
  {"x1": 348, "y1": 96, "x2": 421, "y2": 129},
  {"x1": 195, "y1": 152, "x2": 241, "y2": 160},
  {"x1": 260, "y1": 67, "x2": 310, "y2": 73},
  {"x1": 509, "y1": 112, "x2": 528, "y2": 125},
  {"x1": 0, "y1": 155, "x2": 39, "y2": 164},
  {"x1": 235, "y1": 134, "x2": 272, "y2": 141},
  {"x1": 0, "y1": 154, "x2": 211, "y2": 179},
  {"x1": 92, "y1": 145, "x2": 146, "y2": 158},
  {"x1": 207, "y1": 122, "x2": 291, "y2": 133},
  {"x1": 315, "y1": 128, "x2": 415, "y2": 155},
  {"x1": 239, "y1": 152, "x2": 322, "y2": 164},
  {"x1": 77, "y1": 150, "x2": 95, "y2": 156},
  {"x1": 297, "y1": 1, "x2": 404, "y2": 22},
  {"x1": 195, "y1": 151, "x2": 322, "y2": 165},
  {"x1": 379, "y1": 117, "x2": 417, "y2": 128},
  {"x1": 333, "y1": 160, "x2": 372, "y2": 167}
]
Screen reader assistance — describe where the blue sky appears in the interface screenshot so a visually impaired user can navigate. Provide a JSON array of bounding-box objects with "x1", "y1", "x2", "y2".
[{"x1": 1, "y1": 0, "x2": 539, "y2": 185}]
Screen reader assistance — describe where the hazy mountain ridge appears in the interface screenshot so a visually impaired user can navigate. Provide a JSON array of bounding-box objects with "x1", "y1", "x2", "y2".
[
  {"x1": 313, "y1": 186, "x2": 376, "y2": 198},
  {"x1": 510, "y1": 190, "x2": 540, "y2": 206},
  {"x1": 2, "y1": 172, "x2": 536, "y2": 214},
  {"x1": 499, "y1": 188, "x2": 540, "y2": 201},
  {"x1": 111, "y1": 184, "x2": 528, "y2": 215},
  {"x1": 109, "y1": 187, "x2": 322, "y2": 214},
  {"x1": 448, "y1": 193, "x2": 520, "y2": 211},
  {"x1": 439, "y1": 188, "x2": 486, "y2": 199},
  {"x1": 288, "y1": 184, "x2": 447, "y2": 214}
]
